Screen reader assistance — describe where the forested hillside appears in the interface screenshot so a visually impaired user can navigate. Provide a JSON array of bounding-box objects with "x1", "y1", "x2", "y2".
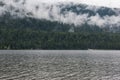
[
  {"x1": 0, "y1": 16, "x2": 120, "y2": 50},
  {"x1": 0, "y1": 1, "x2": 120, "y2": 50},
  {"x1": 0, "y1": 27, "x2": 120, "y2": 50}
]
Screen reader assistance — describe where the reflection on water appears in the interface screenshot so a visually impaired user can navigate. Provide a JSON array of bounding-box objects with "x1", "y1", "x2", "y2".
[{"x1": 0, "y1": 50, "x2": 120, "y2": 80}]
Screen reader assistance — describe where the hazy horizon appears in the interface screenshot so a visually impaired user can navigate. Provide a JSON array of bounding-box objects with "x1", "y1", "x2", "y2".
[{"x1": 4, "y1": 0, "x2": 120, "y2": 8}]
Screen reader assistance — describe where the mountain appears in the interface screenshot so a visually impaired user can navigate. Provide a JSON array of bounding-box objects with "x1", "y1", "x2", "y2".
[
  {"x1": 0, "y1": 0, "x2": 120, "y2": 32},
  {"x1": 1, "y1": 0, "x2": 120, "y2": 49}
]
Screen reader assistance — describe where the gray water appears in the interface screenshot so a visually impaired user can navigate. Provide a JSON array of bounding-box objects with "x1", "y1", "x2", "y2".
[{"x1": 0, "y1": 50, "x2": 120, "y2": 80}]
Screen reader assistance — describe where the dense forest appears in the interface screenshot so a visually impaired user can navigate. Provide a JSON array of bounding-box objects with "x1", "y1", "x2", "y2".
[
  {"x1": 0, "y1": 28, "x2": 120, "y2": 50},
  {"x1": 0, "y1": 17, "x2": 120, "y2": 50},
  {"x1": 1, "y1": 0, "x2": 120, "y2": 49}
]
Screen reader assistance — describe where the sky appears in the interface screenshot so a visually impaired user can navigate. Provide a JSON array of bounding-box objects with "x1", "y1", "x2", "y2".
[
  {"x1": 32, "y1": 0, "x2": 120, "y2": 8},
  {"x1": 3, "y1": 0, "x2": 120, "y2": 8}
]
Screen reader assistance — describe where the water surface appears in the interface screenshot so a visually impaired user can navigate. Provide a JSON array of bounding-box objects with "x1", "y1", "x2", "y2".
[{"x1": 0, "y1": 50, "x2": 120, "y2": 80}]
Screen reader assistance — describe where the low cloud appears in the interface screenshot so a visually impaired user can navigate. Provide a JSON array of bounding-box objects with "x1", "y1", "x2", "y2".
[{"x1": 0, "y1": 0, "x2": 120, "y2": 28}]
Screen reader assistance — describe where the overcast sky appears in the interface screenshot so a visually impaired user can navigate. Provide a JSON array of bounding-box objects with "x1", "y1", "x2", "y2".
[
  {"x1": 31, "y1": 0, "x2": 120, "y2": 8},
  {"x1": 3, "y1": 0, "x2": 120, "y2": 8}
]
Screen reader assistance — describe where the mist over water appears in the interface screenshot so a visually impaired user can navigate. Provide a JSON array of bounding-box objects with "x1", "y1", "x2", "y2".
[{"x1": 0, "y1": 50, "x2": 120, "y2": 80}]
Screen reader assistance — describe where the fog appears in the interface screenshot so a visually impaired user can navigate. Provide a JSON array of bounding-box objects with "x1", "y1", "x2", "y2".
[
  {"x1": 4, "y1": 0, "x2": 120, "y2": 8},
  {"x1": 0, "y1": 0, "x2": 120, "y2": 28}
]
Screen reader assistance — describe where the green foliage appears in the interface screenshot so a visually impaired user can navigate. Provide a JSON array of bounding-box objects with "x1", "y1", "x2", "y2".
[
  {"x1": 0, "y1": 16, "x2": 103, "y2": 32},
  {"x1": 0, "y1": 16, "x2": 120, "y2": 50},
  {"x1": 0, "y1": 28, "x2": 120, "y2": 50}
]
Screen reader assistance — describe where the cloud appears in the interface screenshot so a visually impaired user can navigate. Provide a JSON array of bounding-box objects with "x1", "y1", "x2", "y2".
[
  {"x1": 0, "y1": 0, "x2": 120, "y2": 28},
  {"x1": 2, "y1": 0, "x2": 120, "y2": 8}
]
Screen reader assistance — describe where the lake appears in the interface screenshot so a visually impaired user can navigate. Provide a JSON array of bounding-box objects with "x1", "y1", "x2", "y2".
[{"x1": 0, "y1": 50, "x2": 120, "y2": 80}]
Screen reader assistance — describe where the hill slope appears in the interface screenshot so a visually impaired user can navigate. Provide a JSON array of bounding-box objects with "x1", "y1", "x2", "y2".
[
  {"x1": 0, "y1": 1, "x2": 120, "y2": 32},
  {"x1": 0, "y1": 1, "x2": 120, "y2": 49}
]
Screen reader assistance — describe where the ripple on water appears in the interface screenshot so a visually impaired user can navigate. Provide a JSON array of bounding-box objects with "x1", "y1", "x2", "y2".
[{"x1": 0, "y1": 50, "x2": 120, "y2": 80}]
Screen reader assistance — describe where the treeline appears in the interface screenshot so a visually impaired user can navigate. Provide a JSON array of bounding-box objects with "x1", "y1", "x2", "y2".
[
  {"x1": 0, "y1": 28, "x2": 120, "y2": 50},
  {"x1": 0, "y1": 16, "x2": 103, "y2": 32}
]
